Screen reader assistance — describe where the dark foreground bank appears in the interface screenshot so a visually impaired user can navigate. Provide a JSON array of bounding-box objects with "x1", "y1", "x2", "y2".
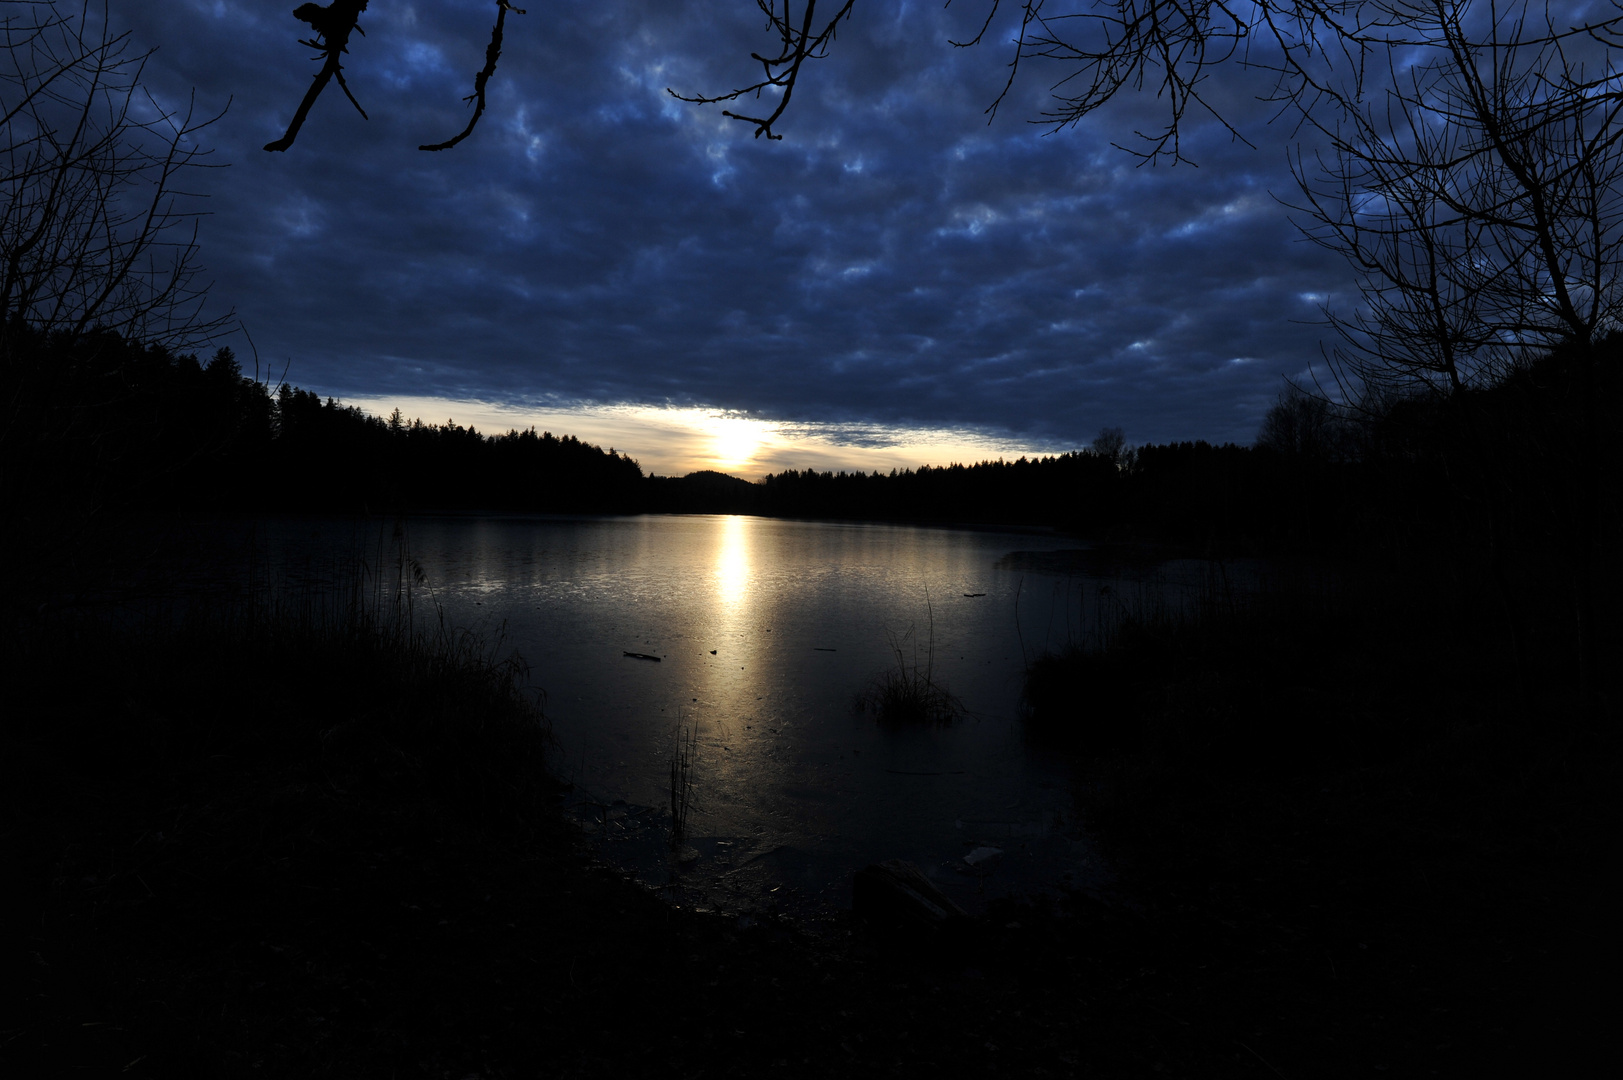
[{"x1": 4, "y1": 592, "x2": 1611, "y2": 1078}]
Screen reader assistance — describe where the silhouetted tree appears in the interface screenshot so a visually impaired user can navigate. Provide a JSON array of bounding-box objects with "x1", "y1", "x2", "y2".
[
  {"x1": 1256, "y1": 385, "x2": 1350, "y2": 461},
  {"x1": 1, "y1": 1, "x2": 227, "y2": 349},
  {"x1": 1281, "y1": 3, "x2": 1623, "y2": 715},
  {"x1": 2, "y1": 2, "x2": 231, "y2": 604},
  {"x1": 1090, "y1": 426, "x2": 1127, "y2": 469}
]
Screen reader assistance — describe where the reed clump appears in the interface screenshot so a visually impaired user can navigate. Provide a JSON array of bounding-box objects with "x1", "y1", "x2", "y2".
[
  {"x1": 857, "y1": 598, "x2": 965, "y2": 726},
  {"x1": 858, "y1": 659, "x2": 965, "y2": 726}
]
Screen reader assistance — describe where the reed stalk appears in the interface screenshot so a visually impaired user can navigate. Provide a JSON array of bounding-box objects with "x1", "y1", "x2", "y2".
[{"x1": 668, "y1": 720, "x2": 697, "y2": 851}]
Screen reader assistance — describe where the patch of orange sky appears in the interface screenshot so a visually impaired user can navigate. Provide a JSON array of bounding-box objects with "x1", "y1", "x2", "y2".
[{"x1": 343, "y1": 395, "x2": 1071, "y2": 480}]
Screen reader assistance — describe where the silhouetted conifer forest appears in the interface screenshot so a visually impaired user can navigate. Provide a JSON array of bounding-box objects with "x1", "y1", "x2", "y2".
[
  {"x1": 1, "y1": 327, "x2": 647, "y2": 523},
  {"x1": 5, "y1": 325, "x2": 1619, "y2": 572}
]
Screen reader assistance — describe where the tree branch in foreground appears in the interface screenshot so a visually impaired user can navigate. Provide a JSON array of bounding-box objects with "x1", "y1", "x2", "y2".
[
  {"x1": 264, "y1": 0, "x2": 370, "y2": 153},
  {"x1": 668, "y1": 0, "x2": 858, "y2": 141},
  {"x1": 420, "y1": 2, "x2": 526, "y2": 152}
]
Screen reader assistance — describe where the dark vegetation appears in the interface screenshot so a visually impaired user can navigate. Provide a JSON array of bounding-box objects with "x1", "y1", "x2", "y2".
[
  {"x1": 1012, "y1": 568, "x2": 1617, "y2": 1074},
  {"x1": 0, "y1": 326, "x2": 646, "y2": 522},
  {"x1": 854, "y1": 606, "x2": 967, "y2": 727},
  {"x1": 1014, "y1": 343, "x2": 1619, "y2": 1075}
]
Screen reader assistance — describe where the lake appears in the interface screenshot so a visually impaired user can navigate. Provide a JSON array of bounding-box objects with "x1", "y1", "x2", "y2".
[{"x1": 215, "y1": 513, "x2": 1251, "y2": 920}]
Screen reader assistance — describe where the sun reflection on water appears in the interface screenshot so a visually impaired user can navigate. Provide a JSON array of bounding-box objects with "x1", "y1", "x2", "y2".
[{"x1": 714, "y1": 515, "x2": 751, "y2": 606}]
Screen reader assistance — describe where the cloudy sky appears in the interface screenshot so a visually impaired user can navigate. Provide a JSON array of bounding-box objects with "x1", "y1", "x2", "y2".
[{"x1": 108, "y1": 1, "x2": 1353, "y2": 477}]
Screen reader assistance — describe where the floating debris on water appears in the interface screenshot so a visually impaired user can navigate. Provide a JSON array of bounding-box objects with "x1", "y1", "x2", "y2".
[{"x1": 963, "y1": 846, "x2": 1004, "y2": 868}]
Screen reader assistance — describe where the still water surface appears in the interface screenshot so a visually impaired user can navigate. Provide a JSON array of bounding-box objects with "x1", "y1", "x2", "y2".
[{"x1": 237, "y1": 514, "x2": 1237, "y2": 918}]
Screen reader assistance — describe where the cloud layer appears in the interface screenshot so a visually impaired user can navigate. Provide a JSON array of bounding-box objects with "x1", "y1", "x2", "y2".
[{"x1": 109, "y1": 1, "x2": 1356, "y2": 463}]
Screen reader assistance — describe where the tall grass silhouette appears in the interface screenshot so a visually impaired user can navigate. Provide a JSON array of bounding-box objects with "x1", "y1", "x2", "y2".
[{"x1": 857, "y1": 592, "x2": 965, "y2": 726}]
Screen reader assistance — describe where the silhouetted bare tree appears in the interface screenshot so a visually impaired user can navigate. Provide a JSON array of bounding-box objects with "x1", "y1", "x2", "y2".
[
  {"x1": 1277, "y1": 2, "x2": 1622, "y2": 715},
  {"x1": 1256, "y1": 384, "x2": 1350, "y2": 460},
  {"x1": 2, "y1": 1, "x2": 231, "y2": 602},
  {"x1": 1288, "y1": 4, "x2": 1623, "y2": 402},
  {"x1": 1, "y1": 0, "x2": 227, "y2": 353},
  {"x1": 1090, "y1": 425, "x2": 1128, "y2": 468}
]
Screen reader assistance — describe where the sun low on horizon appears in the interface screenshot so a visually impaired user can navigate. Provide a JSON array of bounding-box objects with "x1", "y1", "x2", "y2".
[
  {"x1": 703, "y1": 414, "x2": 764, "y2": 474},
  {"x1": 341, "y1": 394, "x2": 1070, "y2": 481}
]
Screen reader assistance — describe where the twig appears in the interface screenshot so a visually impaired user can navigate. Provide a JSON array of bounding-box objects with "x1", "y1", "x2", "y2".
[{"x1": 1235, "y1": 1040, "x2": 1290, "y2": 1080}]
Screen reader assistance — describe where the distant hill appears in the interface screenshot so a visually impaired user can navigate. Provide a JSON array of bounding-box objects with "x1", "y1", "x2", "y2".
[{"x1": 645, "y1": 470, "x2": 757, "y2": 515}]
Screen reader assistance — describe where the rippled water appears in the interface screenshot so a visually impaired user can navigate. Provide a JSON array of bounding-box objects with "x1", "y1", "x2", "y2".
[{"x1": 223, "y1": 513, "x2": 1248, "y2": 918}]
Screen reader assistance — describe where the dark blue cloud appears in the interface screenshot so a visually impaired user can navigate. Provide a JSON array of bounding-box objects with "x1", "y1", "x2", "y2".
[{"x1": 110, "y1": 1, "x2": 1355, "y2": 452}]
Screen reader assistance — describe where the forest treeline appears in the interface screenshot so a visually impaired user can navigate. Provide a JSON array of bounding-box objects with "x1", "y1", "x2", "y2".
[
  {"x1": 4, "y1": 326, "x2": 1619, "y2": 570},
  {"x1": 1, "y1": 328, "x2": 647, "y2": 523},
  {"x1": 0, "y1": 325, "x2": 1325, "y2": 548},
  {"x1": 657, "y1": 338, "x2": 1620, "y2": 570}
]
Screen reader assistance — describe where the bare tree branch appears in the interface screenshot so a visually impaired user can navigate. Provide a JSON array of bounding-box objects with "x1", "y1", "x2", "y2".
[
  {"x1": 667, "y1": 1, "x2": 859, "y2": 141},
  {"x1": 1283, "y1": 2, "x2": 1623, "y2": 404},
  {"x1": 420, "y1": 2, "x2": 527, "y2": 152},
  {"x1": 264, "y1": 1, "x2": 370, "y2": 153},
  {"x1": 2, "y1": 0, "x2": 229, "y2": 350},
  {"x1": 266, "y1": 1, "x2": 527, "y2": 154}
]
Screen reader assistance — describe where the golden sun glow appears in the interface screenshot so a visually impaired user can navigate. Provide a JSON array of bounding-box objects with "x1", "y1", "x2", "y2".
[{"x1": 707, "y1": 416, "x2": 762, "y2": 472}]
